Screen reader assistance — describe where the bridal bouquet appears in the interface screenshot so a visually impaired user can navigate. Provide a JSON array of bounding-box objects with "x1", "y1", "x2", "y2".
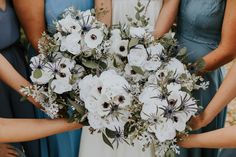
[
  {"x1": 22, "y1": 3, "x2": 208, "y2": 157},
  {"x1": 21, "y1": 7, "x2": 111, "y2": 121}
]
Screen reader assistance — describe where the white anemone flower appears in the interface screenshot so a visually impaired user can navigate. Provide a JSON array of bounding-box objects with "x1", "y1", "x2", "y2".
[
  {"x1": 79, "y1": 74, "x2": 103, "y2": 101},
  {"x1": 124, "y1": 64, "x2": 144, "y2": 82},
  {"x1": 79, "y1": 70, "x2": 132, "y2": 121},
  {"x1": 139, "y1": 86, "x2": 162, "y2": 106},
  {"x1": 141, "y1": 104, "x2": 176, "y2": 142},
  {"x1": 60, "y1": 32, "x2": 82, "y2": 55},
  {"x1": 112, "y1": 40, "x2": 129, "y2": 57},
  {"x1": 159, "y1": 91, "x2": 198, "y2": 132},
  {"x1": 53, "y1": 32, "x2": 63, "y2": 45},
  {"x1": 30, "y1": 55, "x2": 54, "y2": 84},
  {"x1": 58, "y1": 14, "x2": 81, "y2": 33},
  {"x1": 143, "y1": 44, "x2": 164, "y2": 71},
  {"x1": 50, "y1": 77, "x2": 73, "y2": 94},
  {"x1": 84, "y1": 29, "x2": 104, "y2": 49}
]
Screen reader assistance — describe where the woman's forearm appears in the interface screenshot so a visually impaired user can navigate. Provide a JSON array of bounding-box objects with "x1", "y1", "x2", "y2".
[
  {"x1": 0, "y1": 54, "x2": 30, "y2": 93},
  {"x1": 0, "y1": 118, "x2": 81, "y2": 143},
  {"x1": 13, "y1": 0, "x2": 45, "y2": 51},
  {"x1": 95, "y1": 0, "x2": 112, "y2": 27},
  {"x1": 179, "y1": 125, "x2": 236, "y2": 148},
  {"x1": 202, "y1": 0, "x2": 236, "y2": 71},
  {"x1": 0, "y1": 54, "x2": 41, "y2": 108},
  {"x1": 153, "y1": 0, "x2": 179, "y2": 38},
  {"x1": 202, "y1": 61, "x2": 236, "y2": 124}
]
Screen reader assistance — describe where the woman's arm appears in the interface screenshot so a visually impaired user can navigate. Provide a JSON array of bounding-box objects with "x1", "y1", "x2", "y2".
[
  {"x1": 189, "y1": 61, "x2": 236, "y2": 130},
  {"x1": 201, "y1": 0, "x2": 236, "y2": 72},
  {"x1": 178, "y1": 125, "x2": 236, "y2": 148},
  {"x1": 95, "y1": 0, "x2": 112, "y2": 27},
  {"x1": 0, "y1": 54, "x2": 41, "y2": 108},
  {"x1": 153, "y1": 0, "x2": 179, "y2": 38},
  {"x1": 0, "y1": 118, "x2": 81, "y2": 143},
  {"x1": 13, "y1": 0, "x2": 45, "y2": 51}
]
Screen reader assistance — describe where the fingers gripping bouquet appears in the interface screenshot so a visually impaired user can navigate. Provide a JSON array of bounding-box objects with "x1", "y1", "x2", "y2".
[{"x1": 21, "y1": 3, "x2": 209, "y2": 157}]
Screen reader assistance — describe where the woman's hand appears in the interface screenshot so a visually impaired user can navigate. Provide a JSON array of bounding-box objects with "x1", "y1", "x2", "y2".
[
  {"x1": 0, "y1": 144, "x2": 19, "y2": 157},
  {"x1": 188, "y1": 112, "x2": 211, "y2": 131}
]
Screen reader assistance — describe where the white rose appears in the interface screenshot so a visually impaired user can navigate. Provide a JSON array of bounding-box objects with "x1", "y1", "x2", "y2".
[
  {"x1": 165, "y1": 58, "x2": 185, "y2": 76},
  {"x1": 154, "y1": 120, "x2": 177, "y2": 142},
  {"x1": 128, "y1": 44, "x2": 147, "y2": 68},
  {"x1": 87, "y1": 113, "x2": 105, "y2": 130},
  {"x1": 130, "y1": 27, "x2": 146, "y2": 38}
]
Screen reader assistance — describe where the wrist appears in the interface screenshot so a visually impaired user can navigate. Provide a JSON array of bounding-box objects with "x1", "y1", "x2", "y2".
[{"x1": 200, "y1": 111, "x2": 213, "y2": 127}]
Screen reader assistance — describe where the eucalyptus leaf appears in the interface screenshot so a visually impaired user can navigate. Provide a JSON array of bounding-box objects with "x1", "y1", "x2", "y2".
[
  {"x1": 129, "y1": 38, "x2": 139, "y2": 49},
  {"x1": 195, "y1": 58, "x2": 206, "y2": 71},
  {"x1": 178, "y1": 47, "x2": 187, "y2": 56},
  {"x1": 137, "y1": 1, "x2": 142, "y2": 7},
  {"x1": 99, "y1": 61, "x2": 108, "y2": 70},
  {"x1": 102, "y1": 133, "x2": 114, "y2": 149},
  {"x1": 82, "y1": 59, "x2": 99, "y2": 69},
  {"x1": 20, "y1": 96, "x2": 28, "y2": 102},
  {"x1": 165, "y1": 150, "x2": 176, "y2": 157},
  {"x1": 105, "y1": 128, "x2": 116, "y2": 139},
  {"x1": 131, "y1": 66, "x2": 145, "y2": 75},
  {"x1": 33, "y1": 69, "x2": 43, "y2": 79},
  {"x1": 139, "y1": 6, "x2": 145, "y2": 13},
  {"x1": 135, "y1": 12, "x2": 140, "y2": 21}
]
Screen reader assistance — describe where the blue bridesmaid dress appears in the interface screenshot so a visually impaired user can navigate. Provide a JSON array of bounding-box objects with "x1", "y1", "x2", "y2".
[
  {"x1": 36, "y1": 1, "x2": 94, "y2": 157},
  {"x1": 176, "y1": 0, "x2": 226, "y2": 157}
]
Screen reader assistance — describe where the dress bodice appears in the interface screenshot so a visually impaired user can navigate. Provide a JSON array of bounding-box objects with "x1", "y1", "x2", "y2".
[
  {"x1": 45, "y1": 0, "x2": 94, "y2": 33},
  {"x1": 177, "y1": 0, "x2": 226, "y2": 45},
  {"x1": 112, "y1": 0, "x2": 163, "y2": 29},
  {"x1": 0, "y1": 0, "x2": 19, "y2": 50}
]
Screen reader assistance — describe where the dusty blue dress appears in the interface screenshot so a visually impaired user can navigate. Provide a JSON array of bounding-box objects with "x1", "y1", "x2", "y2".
[
  {"x1": 0, "y1": 1, "x2": 40, "y2": 157},
  {"x1": 35, "y1": 1, "x2": 94, "y2": 157},
  {"x1": 176, "y1": 0, "x2": 226, "y2": 157}
]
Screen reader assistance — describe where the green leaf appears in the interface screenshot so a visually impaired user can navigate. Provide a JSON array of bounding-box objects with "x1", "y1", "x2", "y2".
[
  {"x1": 113, "y1": 58, "x2": 118, "y2": 68},
  {"x1": 131, "y1": 66, "x2": 145, "y2": 75},
  {"x1": 139, "y1": 6, "x2": 145, "y2": 13},
  {"x1": 99, "y1": 61, "x2": 107, "y2": 70},
  {"x1": 102, "y1": 133, "x2": 114, "y2": 149},
  {"x1": 105, "y1": 129, "x2": 116, "y2": 139},
  {"x1": 129, "y1": 38, "x2": 139, "y2": 49},
  {"x1": 178, "y1": 47, "x2": 187, "y2": 56},
  {"x1": 82, "y1": 59, "x2": 99, "y2": 69},
  {"x1": 20, "y1": 96, "x2": 28, "y2": 102},
  {"x1": 137, "y1": 1, "x2": 142, "y2": 7},
  {"x1": 135, "y1": 12, "x2": 140, "y2": 21},
  {"x1": 165, "y1": 150, "x2": 176, "y2": 157},
  {"x1": 195, "y1": 58, "x2": 206, "y2": 71},
  {"x1": 33, "y1": 69, "x2": 42, "y2": 79}
]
